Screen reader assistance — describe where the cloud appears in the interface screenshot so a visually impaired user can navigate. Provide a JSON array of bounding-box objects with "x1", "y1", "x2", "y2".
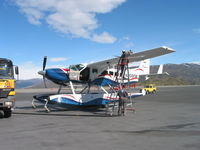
[
  {"x1": 50, "y1": 57, "x2": 68, "y2": 62},
  {"x1": 193, "y1": 28, "x2": 200, "y2": 34},
  {"x1": 48, "y1": 65, "x2": 65, "y2": 68},
  {"x1": 162, "y1": 41, "x2": 181, "y2": 47},
  {"x1": 91, "y1": 32, "x2": 116, "y2": 43},
  {"x1": 18, "y1": 61, "x2": 41, "y2": 79},
  {"x1": 20, "y1": 7, "x2": 44, "y2": 25},
  {"x1": 119, "y1": 36, "x2": 134, "y2": 49},
  {"x1": 124, "y1": 41, "x2": 134, "y2": 49},
  {"x1": 17, "y1": 61, "x2": 69, "y2": 79},
  {"x1": 122, "y1": 36, "x2": 130, "y2": 41},
  {"x1": 14, "y1": 0, "x2": 126, "y2": 43}
]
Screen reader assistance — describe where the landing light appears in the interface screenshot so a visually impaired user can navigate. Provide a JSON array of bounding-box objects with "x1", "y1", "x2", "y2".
[{"x1": 4, "y1": 101, "x2": 13, "y2": 107}]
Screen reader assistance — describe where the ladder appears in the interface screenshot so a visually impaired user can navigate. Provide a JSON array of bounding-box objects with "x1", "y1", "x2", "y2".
[{"x1": 105, "y1": 50, "x2": 135, "y2": 116}]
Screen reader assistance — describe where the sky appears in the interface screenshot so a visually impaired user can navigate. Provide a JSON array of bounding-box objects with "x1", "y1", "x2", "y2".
[{"x1": 0, "y1": 0, "x2": 200, "y2": 79}]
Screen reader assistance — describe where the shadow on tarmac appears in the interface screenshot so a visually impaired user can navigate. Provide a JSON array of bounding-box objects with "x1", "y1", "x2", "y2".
[{"x1": 13, "y1": 105, "x2": 118, "y2": 117}]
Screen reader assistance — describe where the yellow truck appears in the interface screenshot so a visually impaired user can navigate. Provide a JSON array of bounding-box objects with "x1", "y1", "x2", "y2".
[
  {"x1": 0, "y1": 58, "x2": 18, "y2": 118},
  {"x1": 143, "y1": 84, "x2": 157, "y2": 94}
]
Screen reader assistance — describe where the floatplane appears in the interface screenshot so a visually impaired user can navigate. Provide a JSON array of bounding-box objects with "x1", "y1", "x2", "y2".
[{"x1": 32, "y1": 46, "x2": 175, "y2": 112}]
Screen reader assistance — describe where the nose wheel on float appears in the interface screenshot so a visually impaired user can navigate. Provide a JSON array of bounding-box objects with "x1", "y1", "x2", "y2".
[{"x1": 32, "y1": 94, "x2": 51, "y2": 112}]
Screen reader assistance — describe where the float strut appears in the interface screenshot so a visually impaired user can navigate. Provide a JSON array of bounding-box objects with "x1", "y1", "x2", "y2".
[
  {"x1": 32, "y1": 98, "x2": 37, "y2": 109},
  {"x1": 44, "y1": 99, "x2": 50, "y2": 113}
]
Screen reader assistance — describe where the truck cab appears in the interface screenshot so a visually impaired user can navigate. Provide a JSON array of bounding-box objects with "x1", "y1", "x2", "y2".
[{"x1": 0, "y1": 58, "x2": 18, "y2": 118}]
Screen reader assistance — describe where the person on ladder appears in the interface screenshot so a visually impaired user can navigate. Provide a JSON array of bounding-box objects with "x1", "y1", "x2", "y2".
[
  {"x1": 120, "y1": 50, "x2": 133, "y2": 77},
  {"x1": 120, "y1": 50, "x2": 129, "y2": 78}
]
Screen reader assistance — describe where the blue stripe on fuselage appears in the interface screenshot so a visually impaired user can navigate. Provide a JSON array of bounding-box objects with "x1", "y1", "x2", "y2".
[
  {"x1": 91, "y1": 78, "x2": 118, "y2": 86},
  {"x1": 91, "y1": 77, "x2": 138, "y2": 86},
  {"x1": 46, "y1": 68, "x2": 69, "y2": 82}
]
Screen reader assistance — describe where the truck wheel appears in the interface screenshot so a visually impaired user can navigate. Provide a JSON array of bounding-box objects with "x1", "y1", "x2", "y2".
[
  {"x1": 0, "y1": 111, "x2": 4, "y2": 118},
  {"x1": 4, "y1": 110, "x2": 12, "y2": 118}
]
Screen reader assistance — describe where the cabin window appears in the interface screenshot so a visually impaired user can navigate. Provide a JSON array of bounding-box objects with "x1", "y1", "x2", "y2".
[
  {"x1": 110, "y1": 71, "x2": 114, "y2": 75},
  {"x1": 92, "y1": 68, "x2": 98, "y2": 73},
  {"x1": 101, "y1": 71, "x2": 108, "y2": 75}
]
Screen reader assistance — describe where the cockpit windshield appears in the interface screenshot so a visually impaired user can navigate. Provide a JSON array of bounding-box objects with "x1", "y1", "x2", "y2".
[
  {"x1": 69, "y1": 64, "x2": 86, "y2": 71},
  {"x1": 0, "y1": 62, "x2": 14, "y2": 79}
]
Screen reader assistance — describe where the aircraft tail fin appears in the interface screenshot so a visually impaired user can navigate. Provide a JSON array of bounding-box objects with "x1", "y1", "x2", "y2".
[
  {"x1": 157, "y1": 64, "x2": 163, "y2": 74},
  {"x1": 157, "y1": 64, "x2": 170, "y2": 75},
  {"x1": 128, "y1": 59, "x2": 150, "y2": 76},
  {"x1": 139, "y1": 59, "x2": 150, "y2": 75}
]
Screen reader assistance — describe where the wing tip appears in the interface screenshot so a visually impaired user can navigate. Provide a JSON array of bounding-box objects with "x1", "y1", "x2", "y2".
[{"x1": 161, "y1": 46, "x2": 175, "y2": 52}]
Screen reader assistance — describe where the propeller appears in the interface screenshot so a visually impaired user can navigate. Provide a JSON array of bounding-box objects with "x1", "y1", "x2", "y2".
[
  {"x1": 42, "y1": 56, "x2": 47, "y2": 88},
  {"x1": 43, "y1": 56, "x2": 47, "y2": 71}
]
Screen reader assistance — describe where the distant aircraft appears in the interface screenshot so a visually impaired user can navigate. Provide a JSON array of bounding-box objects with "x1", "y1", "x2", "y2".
[
  {"x1": 33, "y1": 46, "x2": 175, "y2": 112},
  {"x1": 106, "y1": 58, "x2": 167, "y2": 85}
]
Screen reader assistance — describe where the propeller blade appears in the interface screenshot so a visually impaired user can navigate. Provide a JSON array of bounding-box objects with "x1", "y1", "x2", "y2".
[
  {"x1": 43, "y1": 56, "x2": 47, "y2": 71},
  {"x1": 43, "y1": 76, "x2": 47, "y2": 88},
  {"x1": 42, "y1": 56, "x2": 47, "y2": 88}
]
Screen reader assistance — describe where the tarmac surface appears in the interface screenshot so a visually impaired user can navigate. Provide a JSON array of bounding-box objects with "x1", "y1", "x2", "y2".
[{"x1": 0, "y1": 85, "x2": 200, "y2": 150}]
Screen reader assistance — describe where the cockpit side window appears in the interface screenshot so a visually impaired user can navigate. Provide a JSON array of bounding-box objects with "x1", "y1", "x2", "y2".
[
  {"x1": 69, "y1": 64, "x2": 86, "y2": 71},
  {"x1": 76, "y1": 64, "x2": 85, "y2": 71},
  {"x1": 69, "y1": 65, "x2": 77, "y2": 71}
]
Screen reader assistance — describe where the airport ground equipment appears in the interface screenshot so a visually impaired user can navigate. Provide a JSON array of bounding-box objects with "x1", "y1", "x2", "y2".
[
  {"x1": 142, "y1": 84, "x2": 157, "y2": 94},
  {"x1": 105, "y1": 50, "x2": 144, "y2": 116},
  {"x1": 0, "y1": 58, "x2": 19, "y2": 118}
]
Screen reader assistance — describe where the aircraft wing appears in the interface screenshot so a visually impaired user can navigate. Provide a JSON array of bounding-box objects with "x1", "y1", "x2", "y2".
[{"x1": 88, "y1": 46, "x2": 175, "y2": 68}]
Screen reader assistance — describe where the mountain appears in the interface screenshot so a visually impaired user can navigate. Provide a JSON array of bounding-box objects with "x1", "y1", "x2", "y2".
[
  {"x1": 15, "y1": 78, "x2": 43, "y2": 88},
  {"x1": 15, "y1": 63, "x2": 200, "y2": 88},
  {"x1": 15, "y1": 78, "x2": 60, "y2": 89},
  {"x1": 141, "y1": 63, "x2": 200, "y2": 85},
  {"x1": 28, "y1": 79, "x2": 60, "y2": 89}
]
